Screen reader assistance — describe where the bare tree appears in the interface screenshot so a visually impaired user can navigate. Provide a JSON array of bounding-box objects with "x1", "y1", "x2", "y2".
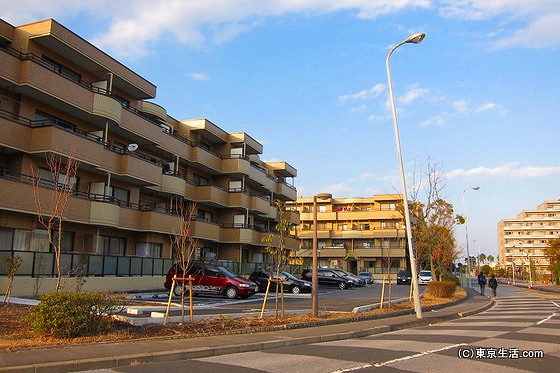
[
  {"x1": 31, "y1": 152, "x2": 79, "y2": 292},
  {"x1": 165, "y1": 197, "x2": 198, "y2": 324},
  {"x1": 261, "y1": 200, "x2": 292, "y2": 317},
  {"x1": 3, "y1": 254, "x2": 23, "y2": 303}
]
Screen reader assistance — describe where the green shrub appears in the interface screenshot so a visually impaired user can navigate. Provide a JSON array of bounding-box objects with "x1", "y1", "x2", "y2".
[
  {"x1": 440, "y1": 271, "x2": 461, "y2": 286},
  {"x1": 28, "y1": 291, "x2": 125, "y2": 338},
  {"x1": 426, "y1": 281, "x2": 457, "y2": 298}
]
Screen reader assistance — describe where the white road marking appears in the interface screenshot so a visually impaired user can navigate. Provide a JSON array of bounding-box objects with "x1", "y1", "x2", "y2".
[{"x1": 372, "y1": 343, "x2": 468, "y2": 367}]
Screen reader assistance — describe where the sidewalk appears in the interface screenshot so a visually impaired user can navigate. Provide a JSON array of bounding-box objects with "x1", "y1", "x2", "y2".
[{"x1": 0, "y1": 287, "x2": 496, "y2": 373}]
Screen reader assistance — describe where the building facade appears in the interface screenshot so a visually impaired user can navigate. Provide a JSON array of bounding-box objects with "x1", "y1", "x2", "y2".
[
  {"x1": 0, "y1": 19, "x2": 298, "y2": 295},
  {"x1": 498, "y1": 200, "x2": 560, "y2": 280},
  {"x1": 288, "y1": 194, "x2": 407, "y2": 281}
]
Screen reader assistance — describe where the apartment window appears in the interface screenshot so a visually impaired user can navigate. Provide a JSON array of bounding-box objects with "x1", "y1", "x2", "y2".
[
  {"x1": 193, "y1": 174, "x2": 210, "y2": 186},
  {"x1": 360, "y1": 224, "x2": 370, "y2": 231},
  {"x1": 41, "y1": 56, "x2": 81, "y2": 82},
  {"x1": 380, "y1": 203, "x2": 396, "y2": 211},
  {"x1": 337, "y1": 224, "x2": 348, "y2": 231},
  {"x1": 318, "y1": 205, "x2": 327, "y2": 213},
  {"x1": 381, "y1": 222, "x2": 397, "y2": 229},
  {"x1": 0, "y1": 229, "x2": 14, "y2": 251},
  {"x1": 135, "y1": 243, "x2": 162, "y2": 258},
  {"x1": 229, "y1": 180, "x2": 243, "y2": 192},
  {"x1": 197, "y1": 209, "x2": 213, "y2": 223},
  {"x1": 98, "y1": 236, "x2": 126, "y2": 256},
  {"x1": 108, "y1": 186, "x2": 130, "y2": 205},
  {"x1": 317, "y1": 223, "x2": 327, "y2": 231},
  {"x1": 37, "y1": 167, "x2": 79, "y2": 192}
]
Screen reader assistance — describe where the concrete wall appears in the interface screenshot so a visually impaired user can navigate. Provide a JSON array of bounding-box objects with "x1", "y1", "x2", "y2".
[{"x1": 0, "y1": 276, "x2": 165, "y2": 297}]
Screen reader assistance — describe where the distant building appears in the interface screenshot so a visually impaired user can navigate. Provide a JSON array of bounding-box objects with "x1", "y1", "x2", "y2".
[
  {"x1": 0, "y1": 19, "x2": 298, "y2": 295},
  {"x1": 498, "y1": 200, "x2": 560, "y2": 279},
  {"x1": 287, "y1": 194, "x2": 407, "y2": 280}
]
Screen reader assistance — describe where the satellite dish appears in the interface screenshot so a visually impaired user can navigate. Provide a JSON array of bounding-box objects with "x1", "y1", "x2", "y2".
[{"x1": 127, "y1": 143, "x2": 138, "y2": 152}]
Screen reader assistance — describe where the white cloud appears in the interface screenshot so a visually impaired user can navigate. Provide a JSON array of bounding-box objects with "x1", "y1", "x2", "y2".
[
  {"x1": 447, "y1": 163, "x2": 560, "y2": 179},
  {"x1": 189, "y1": 73, "x2": 208, "y2": 81},
  {"x1": 398, "y1": 85, "x2": 429, "y2": 104},
  {"x1": 452, "y1": 99, "x2": 470, "y2": 114},
  {"x1": 439, "y1": 0, "x2": 560, "y2": 49},
  {"x1": 339, "y1": 84, "x2": 385, "y2": 102}
]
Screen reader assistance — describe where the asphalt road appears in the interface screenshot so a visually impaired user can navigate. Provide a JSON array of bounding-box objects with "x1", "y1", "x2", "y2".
[{"x1": 96, "y1": 285, "x2": 560, "y2": 372}]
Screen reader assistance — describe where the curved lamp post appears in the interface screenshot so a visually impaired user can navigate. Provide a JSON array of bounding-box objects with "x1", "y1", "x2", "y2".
[
  {"x1": 312, "y1": 193, "x2": 332, "y2": 317},
  {"x1": 386, "y1": 32, "x2": 426, "y2": 320},
  {"x1": 463, "y1": 186, "x2": 480, "y2": 287}
]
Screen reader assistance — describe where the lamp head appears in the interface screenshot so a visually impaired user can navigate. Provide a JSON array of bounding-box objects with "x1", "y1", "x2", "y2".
[
  {"x1": 405, "y1": 32, "x2": 426, "y2": 44},
  {"x1": 472, "y1": 186, "x2": 480, "y2": 190}
]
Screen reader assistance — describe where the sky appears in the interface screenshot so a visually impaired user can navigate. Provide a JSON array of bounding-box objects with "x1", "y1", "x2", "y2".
[{"x1": 3, "y1": 1, "x2": 560, "y2": 260}]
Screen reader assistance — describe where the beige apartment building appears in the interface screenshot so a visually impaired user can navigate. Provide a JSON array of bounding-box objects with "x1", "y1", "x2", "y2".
[
  {"x1": 288, "y1": 194, "x2": 407, "y2": 280},
  {"x1": 0, "y1": 19, "x2": 298, "y2": 295},
  {"x1": 498, "y1": 200, "x2": 560, "y2": 280}
]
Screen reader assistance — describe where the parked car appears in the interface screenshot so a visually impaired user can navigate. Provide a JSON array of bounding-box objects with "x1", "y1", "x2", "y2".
[
  {"x1": 418, "y1": 270, "x2": 433, "y2": 285},
  {"x1": 397, "y1": 270, "x2": 412, "y2": 285},
  {"x1": 249, "y1": 270, "x2": 312, "y2": 294},
  {"x1": 164, "y1": 262, "x2": 258, "y2": 299},
  {"x1": 301, "y1": 268, "x2": 356, "y2": 289},
  {"x1": 357, "y1": 271, "x2": 373, "y2": 284},
  {"x1": 331, "y1": 268, "x2": 366, "y2": 286}
]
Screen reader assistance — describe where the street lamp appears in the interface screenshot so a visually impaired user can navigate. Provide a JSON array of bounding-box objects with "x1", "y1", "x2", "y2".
[
  {"x1": 462, "y1": 186, "x2": 480, "y2": 287},
  {"x1": 312, "y1": 193, "x2": 332, "y2": 317},
  {"x1": 386, "y1": 32, "x2": 426, "y2": 320}
]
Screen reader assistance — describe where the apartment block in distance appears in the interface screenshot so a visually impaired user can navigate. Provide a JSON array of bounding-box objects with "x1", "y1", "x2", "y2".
[
  {"x1": 0, "y1": 18, "x2": 298, "y2": 296},
  {"x1": 288, "y1": 194, "x2": 407, "y2": 280},
  {"x1": 498, "y1": 200, "x2": 560, "y2": 280}
]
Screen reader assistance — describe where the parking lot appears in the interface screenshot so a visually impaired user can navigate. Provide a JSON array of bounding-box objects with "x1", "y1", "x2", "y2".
[{"x1": 123, "y1": 283, "x2": 419, "y2": 325}]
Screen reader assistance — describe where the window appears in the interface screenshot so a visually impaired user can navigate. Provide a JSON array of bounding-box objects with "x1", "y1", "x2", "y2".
[
  {"x1": 360, "y1": 224, "x2": 370, "y2": 231},
  {"x1": 37, "y1": 167, "x2": 78, "y2": 192},
  {"x1": 197, "y1": 209, "x2": 213, "y2": 222},
  {"x1": 135, "y1": 243, "x2": 162, "y2": 258},
  {"x1": 41, "y1": 56, "x2": 81, "y2": 82},
  {"x1": 229, "y1": 180, "x2": 242, "y2": 192},
  {"x1": 0, "y1": 229, "x2": 13, "y2": 251},
  {"x1": 318, "y1": 205, "x2": 327, "y2": 213},
  {"x1": 108, "y1": 186, "x2": 130, "y2": 205},
  {"x1": 193, "y1": 174, "x2": 210, "y2": 186},
  {"x1": 380, "y1": 203, "x2": 396, "y2": 211},
  {"x1": 98, "y1": 236, "x2": 126, "y2": 256}
]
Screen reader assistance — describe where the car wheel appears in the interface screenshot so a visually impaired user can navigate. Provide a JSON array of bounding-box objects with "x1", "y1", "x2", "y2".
[
  {"x1": 338, "y1": 281, "x2": 347, "y2": 290},
  {"x1": 173, "y1": 284, "x2": 184, "y2": 297},
  {"x1": 291, "y1": 285, "x2": 301, "y2": 294},
  {"x1": 225, "y1": 286, "x2": 239, "y2": 299}
]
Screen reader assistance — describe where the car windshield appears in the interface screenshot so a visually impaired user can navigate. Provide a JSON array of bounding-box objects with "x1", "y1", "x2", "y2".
[
  {"x1": 281, "y1": 272, "x2": 297, "y2": 280},
  {"x1": 419, "y1": 271, "x2": 432, "y2": 276},
  {"x1": 358, "y1": 272, "x2": 370, "y2": 276},
  {"x1": 219, "y1": 267, "x2": 239, "y2": 278},
  {"x1": 332, "y1": 269, "x2": 348, "y2": 276}
]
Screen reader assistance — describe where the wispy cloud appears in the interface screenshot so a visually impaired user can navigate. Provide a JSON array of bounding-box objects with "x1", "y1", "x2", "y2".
[
  {"x1": 399, "y1": 85, "x2": 429, "y2": 104},
  {"x1": 447, "y1": 163, "x2": 560, "y2": 179},
  {"x1": 3, "y1": 0, "x2": 559, "y2": 59},
  {"x1": 339, "y1": 84, "x2": 385, "y2": 102},
  {"x1": 189, "y1": 73, "x2": 208, "y2": 81}
]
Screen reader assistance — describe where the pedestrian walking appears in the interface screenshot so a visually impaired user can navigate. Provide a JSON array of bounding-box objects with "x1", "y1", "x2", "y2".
[
  {"x1": 488, "y1": 274, "x2": 498, "y2": 298},
  {"x1": 477, "y1": 272, "x2": 487, "y2": 296}
]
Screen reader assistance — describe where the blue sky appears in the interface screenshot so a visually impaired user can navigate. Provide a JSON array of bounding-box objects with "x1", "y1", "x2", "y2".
[{"x1": 3, "y1": 1, "x2": 560, "y2": 260}]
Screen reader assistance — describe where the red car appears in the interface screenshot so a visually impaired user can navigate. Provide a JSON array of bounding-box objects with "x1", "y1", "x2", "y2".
[{"x1": 164, "y1": 262, "x2": 257, "y2": 299}]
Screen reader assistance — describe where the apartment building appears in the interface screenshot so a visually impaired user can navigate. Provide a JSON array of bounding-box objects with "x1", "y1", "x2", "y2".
[
  {"x1": 0, "y1": 19, "x2": 298, "y2": 295},
  {"x1": 288, "y1": 194, "x2": 407, "y2": 280},
  {"x1": 498, "y1": 200, "x2": 560, "y2": 280}
]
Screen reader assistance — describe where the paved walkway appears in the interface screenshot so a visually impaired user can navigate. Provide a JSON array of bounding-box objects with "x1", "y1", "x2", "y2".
[{"x1": 0, "y1": 287, "x2": 501, "y2": 373}]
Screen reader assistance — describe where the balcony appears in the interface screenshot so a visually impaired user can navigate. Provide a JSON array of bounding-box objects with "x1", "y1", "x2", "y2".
[
  {"x1": 160, "y1": 174, "x2": 187, "y2": 195},
  {"x1": 195, "y1": 184, "x2": 230, "y2": 206},
  {"x1": 191, "y1": 147, "x2": 222, "y2": 172},
  {"x1": 90, "y1": 201, "x2": 120, "y2": 226},
  {"x1": 191, "y1": 219, "x2": 221, "y2": 241}
]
